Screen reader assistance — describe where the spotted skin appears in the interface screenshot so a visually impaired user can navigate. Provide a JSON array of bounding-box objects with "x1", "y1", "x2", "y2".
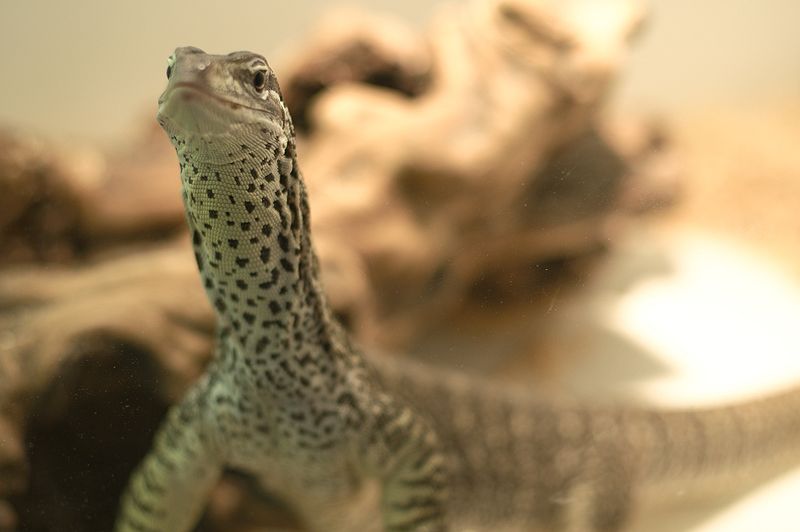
[
  {"x1": 115, "y1": 47, "x2": 800, "y2": 532},
  {"x1": 115, "y1": 47, "x2": 446, "y2": 532}
]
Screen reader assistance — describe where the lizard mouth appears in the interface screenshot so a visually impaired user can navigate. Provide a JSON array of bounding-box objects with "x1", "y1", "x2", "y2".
[
  {"x1": 158, "y1": 82, "x2": 285, "y2": 137},
  {"x1": 161, "y1": 82, "x2": 263, "y2": 113}
]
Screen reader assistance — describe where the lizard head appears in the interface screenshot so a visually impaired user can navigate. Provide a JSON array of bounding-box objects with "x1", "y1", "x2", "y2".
[{"x1": 157, "y1": 47, "x2": 290, "y2": 160}]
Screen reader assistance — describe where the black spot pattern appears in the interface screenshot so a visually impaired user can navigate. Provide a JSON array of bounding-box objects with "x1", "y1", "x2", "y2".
[{"x1": 118, "y1": 48, "x2": 449, "y2": 532}]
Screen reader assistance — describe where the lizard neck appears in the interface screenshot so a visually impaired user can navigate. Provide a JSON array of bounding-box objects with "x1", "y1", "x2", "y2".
[{"x1": 177, "y1": 133, "x2": 345, "y2": 382}]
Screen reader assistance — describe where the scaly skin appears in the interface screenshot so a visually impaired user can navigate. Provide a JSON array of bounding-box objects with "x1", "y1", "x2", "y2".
[{"x1": 115, "y1": 47, "x2": 800, "y2": 532}]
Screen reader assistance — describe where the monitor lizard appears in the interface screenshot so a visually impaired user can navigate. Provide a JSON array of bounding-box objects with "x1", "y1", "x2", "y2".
[{"x1": 114, "y1": 46, "x2": 800, "y2": 532}]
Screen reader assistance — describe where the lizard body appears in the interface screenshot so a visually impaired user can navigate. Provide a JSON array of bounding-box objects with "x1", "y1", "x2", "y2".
[{"x1": 115, "y1": 47, "x2": 800, "y2": 532}]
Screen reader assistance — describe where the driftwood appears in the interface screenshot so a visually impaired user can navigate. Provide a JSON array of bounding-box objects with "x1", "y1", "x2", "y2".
[
  {"x1": 0, "y1": 126, "x2": 188, "y2": 269},
  {"x1": 284, "y1": 0, "x2": 672, "y2": 345},
  {"x1": 0, "y1": 0, "x2": 679, "y2": 530}
]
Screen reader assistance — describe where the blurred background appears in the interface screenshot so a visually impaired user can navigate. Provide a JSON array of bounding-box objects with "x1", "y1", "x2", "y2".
[
  {"x1": 1, "y1": 1, "x2": 799, "y2": 531},
  {"x1": 1, "y1": 0, "x2": 799, "y2": 143}
]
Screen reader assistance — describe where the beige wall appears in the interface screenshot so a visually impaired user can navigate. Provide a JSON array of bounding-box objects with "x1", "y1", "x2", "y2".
[
  {"x1": 616, "y1": 0, "x2": 800, "y2": 112},
  {"x1": 1, "y1": 0, "x2": 798, "y2": 145}
]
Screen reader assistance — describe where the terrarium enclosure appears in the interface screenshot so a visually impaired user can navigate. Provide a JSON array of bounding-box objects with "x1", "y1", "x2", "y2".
[{"x1": 1, "y1": 0, "x2": 799, "y2": 531}]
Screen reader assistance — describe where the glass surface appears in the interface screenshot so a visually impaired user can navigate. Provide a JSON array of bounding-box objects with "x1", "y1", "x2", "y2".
[{"x1": 0, "y1": 1, "x2": 798, "y2": 531}]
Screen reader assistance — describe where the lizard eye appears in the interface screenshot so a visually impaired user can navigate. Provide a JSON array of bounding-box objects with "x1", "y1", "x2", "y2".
[
  {"x1": 166, "y1": 55, "x2": 175, "y2": 80},
  {"x1": 253, "y1": 70, "x2": 267, "y2": 92}
]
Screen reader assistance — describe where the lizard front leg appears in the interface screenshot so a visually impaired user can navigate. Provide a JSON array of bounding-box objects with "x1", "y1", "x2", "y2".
[
  {"x1": 362, "y1": 396, "x2": 450, "y2": 532},
  {"x1": 115, "y1": 379, "x2": 222, "y2": 532}
]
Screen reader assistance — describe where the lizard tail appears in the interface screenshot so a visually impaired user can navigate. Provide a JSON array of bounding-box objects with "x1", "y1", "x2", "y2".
[
  {"x1": 370, "y1": 351, "x2": 800, "y2": 528},
  {"x1": 624, "y1": 385, "x2": 800, "y2": 488}
]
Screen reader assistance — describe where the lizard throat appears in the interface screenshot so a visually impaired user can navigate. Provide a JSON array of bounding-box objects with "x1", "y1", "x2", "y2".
[{"x1": 177, "y1": 136, "x2": 338, "y2": 366}]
